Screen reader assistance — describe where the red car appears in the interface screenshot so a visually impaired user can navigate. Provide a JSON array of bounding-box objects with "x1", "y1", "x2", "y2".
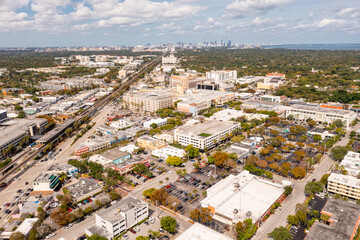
[
  {"x1": 129, "y1": 229, "x2": 136, "y2": 234},
  {"x1": 165, "y1": 185, "x2": 171, "y2": 189},
  {"x1": 67, "y1": 208, "x2": 72, "y2": 212},
  {"x1": 87, "y1": 198, "x2": 93, "y2": 202}
]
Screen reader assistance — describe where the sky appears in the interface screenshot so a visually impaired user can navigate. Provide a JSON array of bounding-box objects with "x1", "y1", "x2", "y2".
[{"x1": 0, "y1": 0, "x2": 360, "y2": 47}]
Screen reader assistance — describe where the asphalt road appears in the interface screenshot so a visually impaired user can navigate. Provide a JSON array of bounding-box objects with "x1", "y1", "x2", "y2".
[{"x1": 254, "y1": 128, "x2": 354, "y2": 240}]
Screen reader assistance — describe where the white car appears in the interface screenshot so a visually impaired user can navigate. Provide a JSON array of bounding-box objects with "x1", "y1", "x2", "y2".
[
  {"x1": 123, "y1": 235, "x2": 129, "y2": 240},
  {"x1": 45, "y1": 233, "x2": 56, "y2": 239},
  {"x1": 134, "y1": 226, "x2": 140, "y2": 232}
]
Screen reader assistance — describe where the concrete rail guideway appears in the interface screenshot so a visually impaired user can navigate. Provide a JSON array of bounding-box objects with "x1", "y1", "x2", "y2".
[{"x1": 0, "y1": 55, "x2": 163, "y2": 185}]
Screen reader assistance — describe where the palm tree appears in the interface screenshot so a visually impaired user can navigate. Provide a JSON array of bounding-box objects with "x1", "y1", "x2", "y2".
[{"x1": 59, "y1": 172, "x2": 68, "y2": 184}]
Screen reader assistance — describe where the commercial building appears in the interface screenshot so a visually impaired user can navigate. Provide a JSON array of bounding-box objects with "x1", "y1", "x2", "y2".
[
  {"x1": 143, "y1": 118, "x2": 168, "y2": 129},
  {"x1": 0, "y1": 119, "x2": 48, "y2": 160},
  {"x1": 47, "y1": 163, "x2": 78, "y2": 177},
  {"x1": 123, "y1": 91, "x2": 173, "y2": 113},
  {"x1": 339, "y1": 151, "x2": 360, "y2": 177},
  {"x1": 33, "y1": 173, "x2": 60, "y2": 192},
  {"x1": 0, "y1": 109, "x2": 8, "y2": 123},
  {"x1": 152, "y1": 146, "x2": 185, "y2": 159},
  {"x1": 175, "y1": 223, "x2": 233, "y2": 240},
  {"x1": 196, "y1": 81, "x2": 219, "y2": 91},
  {"x1": 176, "y1": 90, "x2": 236, "y2": 116},
  {"x1": 260, "y1": 95, "x2": 284, "y2": 103},
  {"x1": 305, "y1": 199, "x2": 360, "y2": 240},
  {"x1": 162, "y1": 55, "x2": 178, "y2": 65},
  {"x1": 242, "y1": 100, "x2": 285, "y2": 112},
  {"x1": 85, "y1": 196, "x2": 149, "y2": 239},
  {"x1": 100, "y1": 149, "x2": 131, "y2": 165},
  {"x1": 210, "y1": 109, "x2": 267, "y2": 122},
  {"x1": 285, "y1": 105, "x2": 357, "y2": 128},
  {"x1": 153, "y1": 132, "x2": 174, "y2": 143},
  {"x1": 174, "y1": 120, "x2": 240, "y2": 150},
  {"x1": 206, "y1": 70, "x2": 237, "y2": 82},
  {"x1": 327, "y1": 173, "x2": 360, "y2": 199},
  {"x1": 2, "y1": 88, "x2": 25, "y2": 95},
  {"x1": 224, "y1": 142, "x2": 256, "y2": 161},
  {"x1": 137, "y1": 136, "x2": 167, "y2": 151},
  {"x1": 201, "y1": 170, "x2": 287, "y2": 225},
  {"x1": 112, "y1": 157, "x2": 150, "y2": 175}
]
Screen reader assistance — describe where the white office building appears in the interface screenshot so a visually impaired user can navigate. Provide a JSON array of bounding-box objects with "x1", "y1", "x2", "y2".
[
  {"x1": 143, "y1": 118, "x2": 168, "y2": 129},
  {"x1": 85, "y1": 196, "x2": 148, "y2": 239},
  {"x1": 340, "y1": 151, "x2": 360, "y2": 177},
  {"x1": 206, "y1": 70, "x2": 237, "y2": 83},
  {"x1": 152, "y1": 146, "x2": 185, "y2": 159},
  {"x1": 174, "y1": 120, "x2": 240, "y2": 150},
  {"x1": 327, "y1": 173, "x2": 360, "y2": 200},
  {"x1": 285, "y1": 105, "x2": 357, "y2": 128},
  {"x1": 33, "y1": 173, "x2": 60, "y2": 192}
]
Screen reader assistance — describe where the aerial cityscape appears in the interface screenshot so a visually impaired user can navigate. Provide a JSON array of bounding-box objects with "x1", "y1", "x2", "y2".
[{"x1": 0, "y1": 1, "x2": 360, "y2": 240}]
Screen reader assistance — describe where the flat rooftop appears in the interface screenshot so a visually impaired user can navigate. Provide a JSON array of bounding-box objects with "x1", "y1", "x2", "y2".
[
  {"x1": 175, "y1": 223, "x2": 233, "y2": 240},
  {"x1": 176, "y1": 120, "x2": 240, "y2": 138},
  {"x1": 100, "y1": 149, "x2": 129, "y2": 160},
  {"x1": 34, "y1": 172, "x2": 58, "y2": 182},
  {"x1": 97, "y1": 196, "x2": 147, "y2": 224},
  {"x1": 201, "y1": 170, "x2": 284, "y2": 223},
  {"x1": 305, "y1": 199, "x2": 360, "y2": 240},
  {"x1": 0, "y1": 118, "x2": 47, "y2": 147},
  {"x1": 328, "y1": 173, "x2": 360, "y2": 188},
  {"x1": 47, "y1": 163, "x2": 75, "y2": 172},
  {"x1": 289, "y1": 104, "x2": 355, "y2": 115}
]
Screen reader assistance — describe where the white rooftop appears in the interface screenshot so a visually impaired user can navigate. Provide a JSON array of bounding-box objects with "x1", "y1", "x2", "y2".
[
  {"x1": 175, "y1": 223, "x2": 233, "y2": 240},
  {"x1": 328, "y1": 173, "x2": 360, "y2": 188},
  {"x1": 16, "y1": 218, "x2": 38, "y2": 236},
  {"x1": 201, "y1": 170, "x2": 285, "y2": 223}
]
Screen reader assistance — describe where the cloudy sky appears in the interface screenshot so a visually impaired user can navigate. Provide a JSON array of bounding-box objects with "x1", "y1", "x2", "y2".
[{"x1": 0, "y1": 0, "x2": 359, "y2": 47}]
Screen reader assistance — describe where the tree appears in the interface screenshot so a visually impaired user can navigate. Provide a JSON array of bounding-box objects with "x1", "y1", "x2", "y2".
[
  {"x1": 150, "y1": 123, "x2": 158, "y2": 129},
  {"x1": 256, "y1": 160, "x2": 268, "y2": 168},
  {"x1": 166, "y1": 156, "x2": 182, "y2": 166},
  {"x1": 65, "y1": 127, "x2": 73, "y2": 137},
  {"x1": 313, "y1": 134, "x2": 322, "y2": 142},
  {"x1": 185, "y1": 145, "x2": 199, "y2": 159},
  {"x1": 213, "y1": 151, "x2": 229, "y2": 167},
  {"x1": 320, "y1": 173, "x2": 330, "y2": 185},
  {"x1": 333, "y1": 119, "x2": 344, "y2": 128},
  {"x1": 160, "y1": 216, "x2": 177, "y2": 233},
  {"x1": 150, "y1": 189, "x2": 168, "y2": 205},
  {"x1": 17, "y1": 111, "x2": 26, "y2": 118},
  {"x1": 148, "y1": 230, "x2": 161, "y2": 239},
  {"x1": 87, "y1": 234, "x2": 108, "y2": 240},
  {"x1": 136, "y1": 237, "x2": 150, "y2": 240},
  {"x1": 284, "y1": 186, "x2": 293, "y2": 196},
  {"x1": 307, "y1": 120, "x2": 317, "y2": 128},
  {"x1": 175, "y1": 169, "x2": 187, "y2": 177},
  {"x1": 305, "y1": 181, "x2": 324, "y2": 195},
  {"x1": 331, "y1": 146, "x2": 349, "y2": 161},
  {"x1": 259, "y1": 148, "x2": 270, "y2": 155},
  {"x1": 268, "y1": 226, "x2": 292, "y2": 240},
  {"x1": 189, "y1": 207, "x2": 213, "y2": 223},
  {"x1": 287, "y1": 215, "x2": 298, "y2": 225},
  {"x1": 295, "y1": 210, "x2": 307, "y2": 225},
  {"x1": 9, "y1": 232, "x2": 25, "y2": 240},
  {"x1": 143, "y1": 188, "x2": 156, "y2": 198},
  {"x1": 133, "y1": 164, "x2": 148, "y2": 174},
  {"x1": 235, "y1": 218, "x2": 258, "y2": 240},
  {"x1": 50, "y1": 208, "x2": 71, "y2": 226},
  {"x1": 291, "y1": 166, "x2": 306, "y2": 179}
]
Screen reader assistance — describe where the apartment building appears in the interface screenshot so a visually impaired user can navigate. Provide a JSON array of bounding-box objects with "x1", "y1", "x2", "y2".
[
  {"x1": 206, "y1": 70, "x2": 237, "y2": 82},
  {"x1": 174, "y1": 120, "x2": 240, "y2": 150},
  {"x1": 340, "y1": 151, "x2": 360, "y2": 177},
  {"x1": 285, "y1": 105, "x2": 357, "y2": 128},
  {"x1": 33, "y1": 173, "x2": 60, "y2": 192},
  {"x1": 123, "y1": 91, "x2": 173, "y2": 113},
  {"x1": 85, "y1": 196, "x2": 148, "y2": 239},
  {"x1": 327, "y1": 173, "x2": 360, "y2": 199}
]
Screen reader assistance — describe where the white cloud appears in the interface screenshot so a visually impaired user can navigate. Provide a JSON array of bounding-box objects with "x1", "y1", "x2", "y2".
[
  {"x1": 314, "y1": 18, "x2": 346, "y2": 28},
  {"x1": 338, "y1": 7, "x2": 360, "y2": 18},
  {"x1": 224, "y1": 0, "x2": 292, "y2": 18}
]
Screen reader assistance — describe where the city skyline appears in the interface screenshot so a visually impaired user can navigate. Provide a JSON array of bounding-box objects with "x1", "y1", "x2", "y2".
[{"x1": 0, "y1": 0, "x2": 360, "y2": 47}]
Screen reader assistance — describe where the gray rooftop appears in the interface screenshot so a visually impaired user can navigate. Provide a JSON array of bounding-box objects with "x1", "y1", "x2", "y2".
[
  {"x1": 176, "y1": 120, "x2": 240, "y2": 137},
  {"x1": 34, "y1": 172, "x2": 57, "y2": 182},
  {"x1": 97, "y1": 196, "x2": 147, "y2": 224},
  {"x1": 0, "y1": 119, "x2": 47, "y2": 148},
  {"x1": 305, "y1": 199, "x2": 360, "y2": 240},
  {"x1": 100, "y1": 149, "x2": 129, "y2": 161},
  {"x1": 289, "y1": 104, "x2": 355, "y2": 116}
]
